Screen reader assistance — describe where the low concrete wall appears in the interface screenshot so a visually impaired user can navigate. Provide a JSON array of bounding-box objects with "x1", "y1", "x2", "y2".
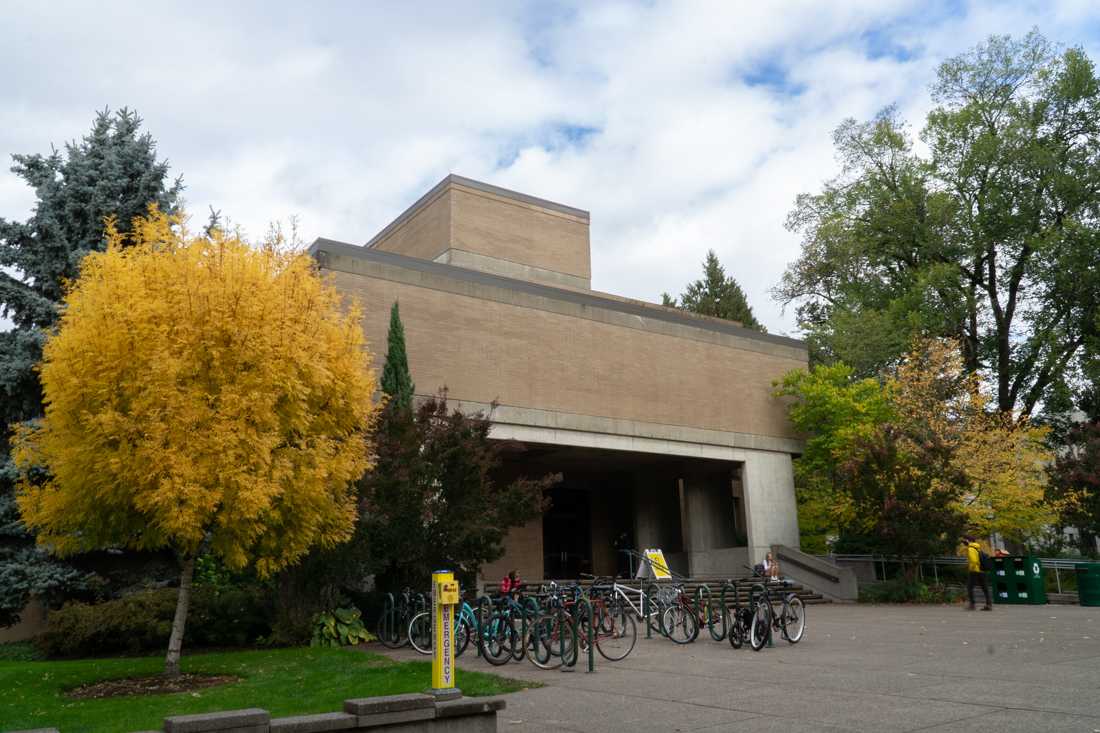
[
  {"x1": 686, "y1": 547, "x2": 749, "y2": 576},
  {"x1": 773, "y1": 545, "x2": 858, "y2": 601},
  {"x1": 830, "y1": 557, "x2": 877, "y2": 585},
  {"x1": 9, "y1": 693, "x2": 504, "y2": 733}
]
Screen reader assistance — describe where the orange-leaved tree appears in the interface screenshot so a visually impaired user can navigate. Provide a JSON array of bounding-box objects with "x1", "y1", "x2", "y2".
[{"x1": 12, "y1": 208, "x2": 379, "y2": 674}]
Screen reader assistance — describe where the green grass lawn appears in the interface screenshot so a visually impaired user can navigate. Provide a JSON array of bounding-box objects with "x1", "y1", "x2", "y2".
[{"x1": 0, "y1": 646, "x2": 533, "y2": 733}]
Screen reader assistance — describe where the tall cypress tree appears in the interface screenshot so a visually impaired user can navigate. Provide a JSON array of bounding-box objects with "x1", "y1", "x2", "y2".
[
  {"x1": 662, "y1": 250, "x2": 766, "y2": 332},
  {"x1": 0, "y1": 108, "x2": 182, "y2": 626},
  {"x1": 379, "y1": 301, "x2": 416, "y2": 412}
]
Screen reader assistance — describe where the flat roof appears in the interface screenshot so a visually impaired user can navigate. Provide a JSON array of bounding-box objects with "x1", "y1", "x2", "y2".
[
  {"x1": 365, "y1": 174, "x2": 590, "y2": 249},
  {"x1": 310, "y1": 237, "x2": 807, "y2": 351}
]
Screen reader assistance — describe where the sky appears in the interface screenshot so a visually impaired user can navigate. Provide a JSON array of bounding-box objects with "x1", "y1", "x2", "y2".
[{"x1": 3, "y1": 1, "x2": 1100, "y2": 336}]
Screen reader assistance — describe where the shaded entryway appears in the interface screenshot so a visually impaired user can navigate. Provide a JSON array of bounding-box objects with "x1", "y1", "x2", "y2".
[{"x1": 486, "y1": 443, "x2": 749, "y2": 581}]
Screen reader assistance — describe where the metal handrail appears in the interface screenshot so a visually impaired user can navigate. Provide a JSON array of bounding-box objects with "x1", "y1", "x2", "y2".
[
  {"x1": 827, "y1": 553, "x2": 1094, "y2": 594},
  {"x1": 829, "y1": 553, "x2": 1089, "y2": 569}
]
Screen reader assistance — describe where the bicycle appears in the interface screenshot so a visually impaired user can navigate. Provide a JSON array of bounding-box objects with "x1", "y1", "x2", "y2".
[
  {"x1": 727, "y1": 568, "x2": 806, "y2": 651},
  {"x1": 376, "y1": 588, "x2": 427, "y2": 649},
  {"x1": 761, "y1": 576, "x2": 806, "y2": 645},
  {"x1": 658, "y1": 582, "x2": 699, "y2": 644},
  {"x1": 482, "y1": 591, "x2": 542, "y2": 666},
  {"x1": 407, "y1": 596, "x2": 483, "y2": 657},
  {"x1": 576, "y1": 579, "x2": 638, "y2": 661},
  {"x1": 580, "y1": 574, "x2": 659, "y2": 626},
  {"x1": 524, "y1": 582, "x2": 577, "y2": 669}
]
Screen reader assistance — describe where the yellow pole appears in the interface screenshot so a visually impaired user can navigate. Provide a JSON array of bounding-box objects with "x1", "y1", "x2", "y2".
[{"x1": 430, "y1": 570, "x2": 461, "y2": 699}]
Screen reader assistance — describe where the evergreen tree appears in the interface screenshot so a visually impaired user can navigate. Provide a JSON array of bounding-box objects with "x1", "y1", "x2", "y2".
[
  {"x1": 0, "y1": 108, "x2": 182, "y2": 626},
  {"x1": 663, "y1": 250, "x2": 766, "y2": 332},
  {"x1": 379, "y1": 301, "x2": 416, "y2": 412},
  {"x1": 358, "y1": 392, "x2": 555, "y2": 590}
]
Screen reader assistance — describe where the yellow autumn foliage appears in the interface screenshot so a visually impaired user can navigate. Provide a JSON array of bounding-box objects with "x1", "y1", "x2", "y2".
[
  {"x1": 889, "y1": 339, "x2": 1055, "y2": 543},
  {"x1": 13, "y1": 207, "x2": 379, "y2": 576}
]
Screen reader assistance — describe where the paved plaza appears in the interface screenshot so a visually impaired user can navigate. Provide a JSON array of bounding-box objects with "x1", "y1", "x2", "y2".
[{"x1": 382, "y1": 603, "x2": 1100, "y2": 732}]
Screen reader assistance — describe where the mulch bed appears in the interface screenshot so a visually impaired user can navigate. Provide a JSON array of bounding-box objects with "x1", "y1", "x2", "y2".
[{"x1": 66, "y1": 673, "x2": 240, "y2": 699}]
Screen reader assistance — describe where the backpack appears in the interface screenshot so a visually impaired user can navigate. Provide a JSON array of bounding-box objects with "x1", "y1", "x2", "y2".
[{"x1": 978, "y1": 548, "x2": 993, "y2": 572}]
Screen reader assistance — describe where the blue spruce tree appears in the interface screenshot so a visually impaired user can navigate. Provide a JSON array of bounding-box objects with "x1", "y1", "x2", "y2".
[{"x1": 0, "y1": 108, "x2": 182, "y2": 626}]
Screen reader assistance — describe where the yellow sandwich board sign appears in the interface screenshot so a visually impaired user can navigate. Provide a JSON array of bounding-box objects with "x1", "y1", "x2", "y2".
[{"x1": 641, "y1": 548, "x2": 672, "y2": 579}]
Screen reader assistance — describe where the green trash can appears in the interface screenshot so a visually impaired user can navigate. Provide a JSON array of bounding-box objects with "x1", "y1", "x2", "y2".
[
  {"x1": 1078, "y1": 563, "x2": 1100, "y2": 607},
  {"x1": 991, "y1": 555, "x2": 1046, "y2": 604},
  {"x1": 1015, "y1": 556, "x2": 1046, "y2": 605},
  {"x1": 991, "y1": 556, "x2": 1013, "y2": 604}
]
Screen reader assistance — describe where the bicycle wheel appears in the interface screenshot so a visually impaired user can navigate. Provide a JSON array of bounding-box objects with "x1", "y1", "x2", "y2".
[
  {"x1": 728, "y1": 608, "x2": 745, "y2": 649},
  {"x1": 482, "y1": 613, "x2": 517, "y2": 666},
  {"x1": 661, "y1": 605, "x2": 698, "y2": 644},
  {"x1": 598, "y1": 603, "x2": 616, "y2": 635},
  {"x1": 455, "y1": 618, "x2": 473, "y2": 658},
  {"x1": 707, "y1": 599, "x2": 727, "y2": 641},
  {"x1": 407, "y1": 612, "x2": 432, "y2": 655},
  {"x1": 595, "y1": 605, "x2": 637, "y2": 661},
  {"x1": 780, "y1": 596, "x2": 806, "y2": 643},
  {"x1": 525, "y1": 613, "x2": 576, "y2": 669},
  {"x1": 510, "y1": 614, "x2": 528, "y2": 662},
  {"x1": 749, "y1": 603, "x2": 771, "y2": 651}
]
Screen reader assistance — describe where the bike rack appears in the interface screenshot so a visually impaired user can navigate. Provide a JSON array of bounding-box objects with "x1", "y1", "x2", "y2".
[
  {"x1": 645, "y1": 582, "x2": 661, "y2": 639},
  {"x1": 380, "y1": 592, "x2": 396, "y2": 646},
  {"x1": 573, "y1": 596, "x2": 595, "y2": 673}
]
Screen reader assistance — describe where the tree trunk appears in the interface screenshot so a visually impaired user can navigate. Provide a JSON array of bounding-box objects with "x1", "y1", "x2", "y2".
[{"x1": 165, "y1": 555, "x2": 196, "y2": 677}]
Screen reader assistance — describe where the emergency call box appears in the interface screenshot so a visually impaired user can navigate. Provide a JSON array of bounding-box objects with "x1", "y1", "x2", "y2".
[{"x1": 438, "y1": 581, "x2": 459, "y2": 605}]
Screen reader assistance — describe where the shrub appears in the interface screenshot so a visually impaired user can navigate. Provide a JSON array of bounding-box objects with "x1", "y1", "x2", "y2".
[
  {"x1": 311, "y1": 607, "x2": 373, "y2": 647},
  {"x1": 36, "y1": 585, "x2": 273, "y2": 658},
  {"x1": 0, "y1": 641, "x2": 45, "y2": 661},
  {"x1": 858, "y1": 579, "x2": 963, "y2": 604},
  {"x1": 189, "y1": 586, "x2": 274, "y2": 648}
]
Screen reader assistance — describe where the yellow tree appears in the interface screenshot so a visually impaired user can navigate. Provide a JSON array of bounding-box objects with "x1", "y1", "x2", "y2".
[
  {"x1": 890, "y1": 339, "x2": 1055, "y2": 545},
  {"x1": 955, "y1": 408, "x2": 1054, "y2": 544},
  {"x1": 13, "y1": 208, "x2": 378, "y2": 675}
]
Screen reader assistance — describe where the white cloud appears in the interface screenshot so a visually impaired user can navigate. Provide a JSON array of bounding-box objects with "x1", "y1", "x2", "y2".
[{"x1": 2, "y1": 0, "x2": 1099, "y2": 336}]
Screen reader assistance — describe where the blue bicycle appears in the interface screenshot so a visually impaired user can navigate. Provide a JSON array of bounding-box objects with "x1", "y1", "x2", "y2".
[{"x1": 407, "y1": 598, "x2": 481, "y2": 657}]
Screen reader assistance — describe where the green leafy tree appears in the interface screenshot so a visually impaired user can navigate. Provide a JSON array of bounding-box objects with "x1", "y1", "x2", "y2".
[
  {"x1": 777, "y1": 31, "x2": 1100, "y2": 415},
  {"x1": 838, "y1": 424, "x2": 969, "y2": 568},
  {"x1": 778, "y1": 338, "x2": 1052, "y2": 558},
  {"x1": 358, "y1": 392, "x2": 556, "y2": 590},
  {"x1": 775, "y1": 363, "x2": 894, "y2": 552},
  {"x1": 379, "y1": 301, "x2": 415, "y2": 412},
  {"x1": 0, "y1": 108, "x2": 182, "y2": 626},
  {"x1": 663, "y1": 250, "x2": 766, "y2": 332}
]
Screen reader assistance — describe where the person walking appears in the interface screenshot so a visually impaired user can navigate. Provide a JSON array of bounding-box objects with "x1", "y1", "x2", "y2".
[{"x1": 963, "y1": 535, "x2": 992, "y2": 611}]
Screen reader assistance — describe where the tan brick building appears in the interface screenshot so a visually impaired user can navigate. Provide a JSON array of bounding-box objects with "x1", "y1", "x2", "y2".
[{"x1": 310, "y1": 175, "x2": 806, "y2": 582}]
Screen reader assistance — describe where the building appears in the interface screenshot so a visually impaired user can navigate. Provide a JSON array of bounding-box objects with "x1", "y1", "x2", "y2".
[{"x1": 309, "y1": 175, "x2": 807, "y2": 581}]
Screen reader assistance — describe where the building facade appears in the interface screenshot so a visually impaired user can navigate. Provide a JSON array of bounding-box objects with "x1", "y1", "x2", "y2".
[{"x1": 310, "y1": 175, "x2": 807, "y2": 581}]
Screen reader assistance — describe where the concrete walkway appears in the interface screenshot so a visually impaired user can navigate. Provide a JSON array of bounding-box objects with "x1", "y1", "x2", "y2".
[{"x1": 379, "y1": 603, "x2": 1100, "y2": 732}]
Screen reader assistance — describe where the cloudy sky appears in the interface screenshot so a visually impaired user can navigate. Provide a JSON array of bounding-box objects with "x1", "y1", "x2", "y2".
[{"x1": 3, "y1": 1, "x2": 1099, "y2": 335}]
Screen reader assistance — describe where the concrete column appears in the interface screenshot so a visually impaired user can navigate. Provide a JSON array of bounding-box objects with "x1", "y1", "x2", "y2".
[
  {"x1": 681, "y1": 475, "x2": 710, "y2": 553},
  {"x1": 632, "y1": 470, "x2": 686, "y2": 575},
  {"x1": 632, "y1": 474, "x2": 661, "y2": 552},
  {"x1": 742, "y1": 451, "x2": 799, "y2": 564}
]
